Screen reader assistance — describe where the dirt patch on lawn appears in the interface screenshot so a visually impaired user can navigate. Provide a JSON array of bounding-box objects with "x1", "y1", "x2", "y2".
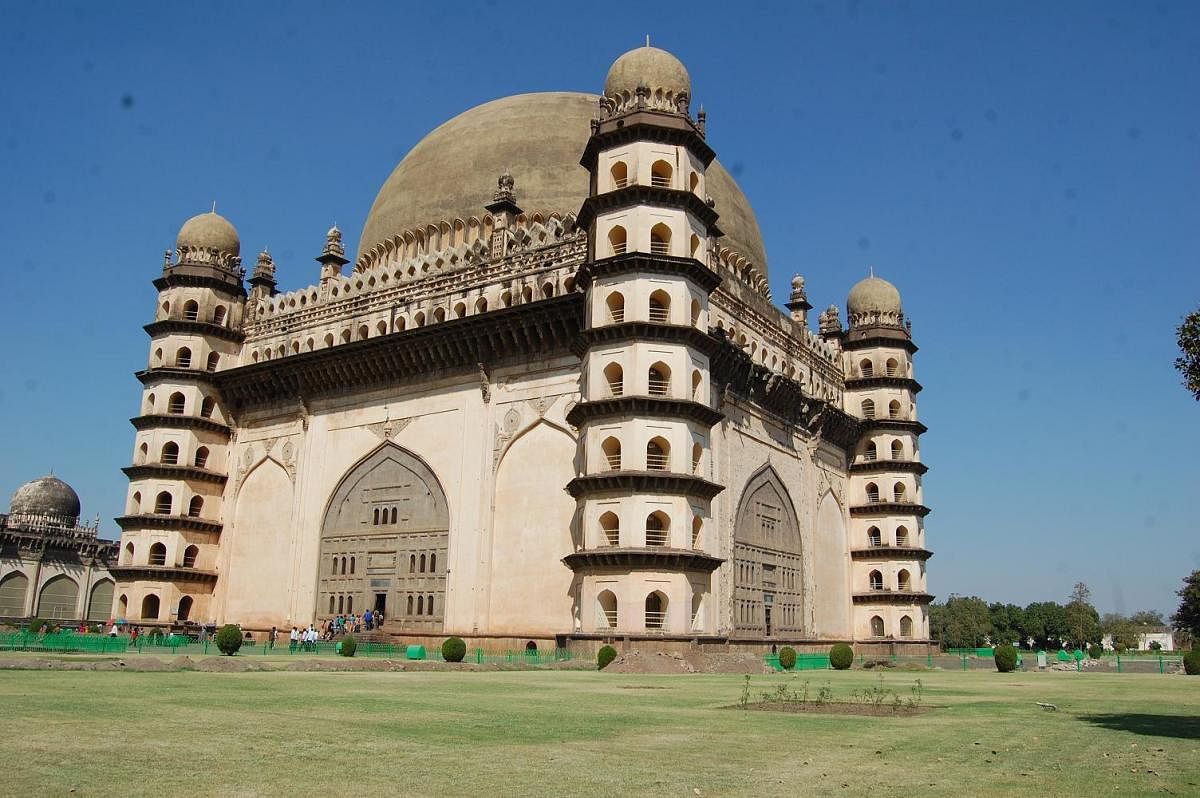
[{"x1": 602, "y1": 650, "x2": 774, "y2": 675}]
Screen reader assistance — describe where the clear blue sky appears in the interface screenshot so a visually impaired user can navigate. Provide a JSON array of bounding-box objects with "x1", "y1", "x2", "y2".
[{"x1": 1, "y1": 1, "x2": 1197, "y2": 618}]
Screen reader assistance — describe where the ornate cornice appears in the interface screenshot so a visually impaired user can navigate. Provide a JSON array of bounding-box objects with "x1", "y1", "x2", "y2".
[
  {"x1": 135, "y1": 367, "x2": 218, "y2": 388},
  {"x1": 130, "y1": 414, "x2": 231, "y2": 437},
  {"x1": 581, "y1": 112, "x2": 715, "y2": 171},
  {"x1": 144, "y1": 319, "x2": 245, "y2": 344},
  {"x1": 0, "y1": 527, "x2": 117, "y2": 559},
  {"x1": 114, "y1": 514, "x2": 223, "y2": 534},
  {"x1": 849, "y1": 503, "x2": 931, "y2": 518},
  {"x1": 562, "y1": 547, "x2": 724, "y2": 573},
  {"x1": 849, "y1": 460, "x2": 929, "y2": 476},
  {"x1": 850, "y1": 547, "x2": 934, "y2": 562},
  {"x1": 860, "y1": 418, "x2": 928, "y2": 435},
  {"x1": 852, "y1": 591, "x2": 935, "y2": 605},
  {"x1": 109, "y1": 564, "x2": 218, "y2": 583},
  {"x1": 153, "y1": 271, "x2": 246, "y2": 297},
  {"x1": 566, "y1": 471, "x2": 724, "y2": 500},
  {"x1": 577, "y1": 185, "x2": 720, "y2": 230},
  {"x1": 575, "y1": 252, "x2": 722, "y2": 293},
  {"x1": 215, "y1": 295, "x2": 583, "y2": 412},
  {"x1": 572, "y1": 321, "x2": 720, "y2": 359},
  {"x1": 844, "y1": 375, "x2": 923, "y2": 394},
  {"x1": 841, "y1": 331, "x2": 918, "y2": 354},
  {"x1": 121, "y1": 464, "x2": 228, "y2": 485},
  {"x1": 566, "y1": 396, "x2": 723, "y2": 428}
]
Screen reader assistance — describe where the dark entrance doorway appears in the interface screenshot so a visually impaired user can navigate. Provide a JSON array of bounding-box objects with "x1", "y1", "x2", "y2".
[{"x1": 374, "y1": 593, "x2": 387, "y2": 616}]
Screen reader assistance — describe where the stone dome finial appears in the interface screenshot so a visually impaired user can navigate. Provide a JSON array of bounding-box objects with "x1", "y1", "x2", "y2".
[
  {"x1": 603, "y1": 45, "x2": 691, "y2": 115},
  {"x1": 8, "y1": 474, "x2": 81, "y2": 522},
  {"x1": 253, "y1": 249, "x2": 277, "y2": 280},
  {"x1": 494, "y1": 170, "x2": 516, "y2": 204},
  {"x1": 175, "y1": 210, "x2": 241, "y2": 271},
  {"x1": 846, "y1": 274, "x2": 904, "y2": 328}
]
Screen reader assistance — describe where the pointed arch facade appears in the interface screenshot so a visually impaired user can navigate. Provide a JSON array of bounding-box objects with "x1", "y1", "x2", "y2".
[
  {"x1": 731, "y1": 464, "x2": 806, "y2": 637},
  {"x1": 319, "y1": 442, "x2": 450, "y2": 632}
]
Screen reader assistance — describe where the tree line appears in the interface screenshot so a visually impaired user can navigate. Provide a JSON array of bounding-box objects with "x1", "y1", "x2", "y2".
[{"x1": 931, "y1": 575, "x2": 1200, "y2": 651}]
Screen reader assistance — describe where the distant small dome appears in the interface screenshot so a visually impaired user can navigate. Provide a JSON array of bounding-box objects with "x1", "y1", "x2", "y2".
[
  {"x1": 847, "y1": 275, "x2": 902, "y2": 317},
  {"x1": 9, "y1": 475, "x2": 81, "y2": 521},
  {"x1": 604, "y1": 45, "x2": 691, "y2": 101},
  {"x1": 176, "y1": 211, "x2": 240, "y2": 256}
]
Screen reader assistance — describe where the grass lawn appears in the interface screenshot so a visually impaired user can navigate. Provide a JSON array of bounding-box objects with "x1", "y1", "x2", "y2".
[{"x1": 1, "y1": 664, "x2": 1197, "y2": 796}]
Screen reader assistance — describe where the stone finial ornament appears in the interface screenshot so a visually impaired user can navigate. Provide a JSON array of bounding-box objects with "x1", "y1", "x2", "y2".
[
  {"x1": 494, "y1": 170, "x2": 516, "y2": 204},
  {"x1": 253, "y1": 249, "x2": 277, "y2": 281},
  {"x1": 818, "y1": 304, "x2": 842, "y2": 335},
  {"x1": 790, "y1": 274, "x2": 807, "y2": 304},
  {"x1": 323, "y1": 225, "x2": 345, "y2": 259}
]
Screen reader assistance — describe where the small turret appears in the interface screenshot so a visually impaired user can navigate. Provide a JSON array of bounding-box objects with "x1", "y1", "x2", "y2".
[{"x1": 317, "y1": 225, "x2": 349, "y2": 284}]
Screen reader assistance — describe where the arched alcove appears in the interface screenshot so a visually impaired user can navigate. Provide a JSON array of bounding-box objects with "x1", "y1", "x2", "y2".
[
  {"x1": 223, "y1": 458, "x2": 294, "y2": 627},
  {"x1": 321, "y1": 443, "x2": 449, "y2": 632},
  {"x1": 732, "y1": 466, "x2": 804, "y2": 637}
]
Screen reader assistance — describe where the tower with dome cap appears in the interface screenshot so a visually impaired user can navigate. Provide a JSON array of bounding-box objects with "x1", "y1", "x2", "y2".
[
  {"x1": 110, "y1": 211, "x2": 248, "y2": 626},
  {"x1": 841, "y1": 274, "x2": 931, "y2": 641}
]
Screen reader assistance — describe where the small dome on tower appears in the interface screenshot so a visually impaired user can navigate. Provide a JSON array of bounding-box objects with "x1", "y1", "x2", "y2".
[
  {"x1": 8, "y1": 475, "x2": 81, "y2": 521},
  {"x1": 847, "y1": 275, "x2": 902, "y2": 317},
  {"x1": 604, "y1": 45, "x2": 691, "y2": 104},
  {"x1": 176, "y1": 211, "x2": 240, "y2": 257}
]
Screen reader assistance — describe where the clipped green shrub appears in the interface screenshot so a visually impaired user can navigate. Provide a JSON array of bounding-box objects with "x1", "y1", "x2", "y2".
[
  {"x1": 214, "y1": 624, "x2": 243, "y2": 656},
  {"x1": 994, "y1": 644, "x2": 1018, "y2": 672},
  {"x1": 1088, "y1": 644, "x2": 1103, "y2": 659},
  {"x1": 341, "y1": 635, "x2": 357, "y2": 657},
  {"x1": 829, "y1": 643, "x2": 853, "y2": 670},
  {"x1": 26, "y1": 618, "x2": 47, "y2": 634},
  {"x1": 147, "y1": 627, "x2": 165, "y2": 640},
  {"x1": 597, "y1": 645, "x2": 617, "y2": 670},
  {"x1": 441, "y1": 636, "x2": 466, "y2": 662},
  {"x1": 778, "y1": 646, "x2": 797, "y2": 670},
  {"x1": 1149, "y1": 640, "x2": 1162, "y2": 651},
  {"x1": 1183, "y1": 650, "x2": 1200, "y2": 676}
]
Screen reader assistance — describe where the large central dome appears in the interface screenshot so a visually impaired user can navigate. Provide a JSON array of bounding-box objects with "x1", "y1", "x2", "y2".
[{"x1": 358, "y1": 92, "x2": 768, "y2": 275}]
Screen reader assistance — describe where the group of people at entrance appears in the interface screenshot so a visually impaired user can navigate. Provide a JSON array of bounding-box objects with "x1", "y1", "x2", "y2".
[
  {"x1": 321, "y1": 609, "x2": 382, "y2": 640},
  {"x1": 289, "y1": 625, "x2": 319, "y2": 652}
]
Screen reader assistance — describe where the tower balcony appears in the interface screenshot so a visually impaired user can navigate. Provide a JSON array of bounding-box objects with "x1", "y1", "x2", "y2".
[
  {"x1": 849, "y1": 459, "x2": 928, "y2": 476},
  {"x1": 844, "y1": 375, "x2": 923, "y2": 393},
  {"x1": 852, "y1": 590, "x2": 934, "y2": 605},
  {"x1": 574, "y1": 252, "x2": 722, "y2": 293},
  {"x1": 562, "y1": 547, "x2": 723, "y2": 574},
  {"x1": 567, "y1": 395, "x2": 723, "y2": 428},
  {"x1": 849, "y1": 501, "x2": 930, "y2": 518},
  {"x1": 122, "y1": 464, "x2": 228, "y2": 485},
  {"x1": 130, "y1": 414, "x2": 231, "y2": 437},
  {"x1": 858, "y1": 418, "x2": 928, "y2": 435},
  {"x1": 850, "y1": 546, "x2": 934, "y2": 562},
  {"x1": 144, "y1": 319, "x2": 245, "y2": 344},
  {"x1": 108, "y1": 564, "x2": 218, "y2": 584},
  {"x1": 566, "y1": 471, "x2": 723, "y2": 501},
  {"x1": 114, "y1": 514, "x2": 223, "y2": 535}
]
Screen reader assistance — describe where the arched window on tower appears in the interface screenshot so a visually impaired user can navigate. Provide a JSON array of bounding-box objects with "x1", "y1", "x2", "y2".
[
  {"x1": 212, "y1": 305, "x2": 227, "y2": 326},
  {"x1": 597, "y1": 590, "x2": 618, "y2": 628},
  {"x1": 601, "y1": 437, "x2": 622, "y2": 470},
  {"x1": 603, "y1": 362, "x2": 624, "y2": 397},
  {"x1": 183, "y1": 545, "x2": 199, "y2": 568},
  {"x1": 691, "y1": 370, "x2": 702, "y2": 400},
  {"x1": 646, "y1": 437, "x2": 670, "y2": 471},
  {"x1": 649, "y1": 223, "x2": 671, "y2": 256},
  {"x1": 200, "y1": 397, "x2": 216, "y2": 419},
  {"x1": 691, "y1": 515, "x2": 702, "y2": 548},
  {"x1": 867, "y1": 526, "x2": 882, "y2": 547},
  {"x1": 175, "y1": 348, "x2": 192, "y2": 368},
  {"x1": 206, "y1": 352, "x2": 220, "y2": 372},
  {"x1": 859, "y1": 359, "x2": 873, "y2": 378},
  {"x1": 608, "y1": 225, "x2": 627, "y2": 256},
  {"x1": 869, "y1": 570, "x2": 884, "y2": 591},
  {"x1": 154, "y1": 491, "x2": 173, "y2": 515},
  {"x1": 160, "y1": 442, "x2": 179, "y2": 465},
  {"x1": 690, "y1": 234, "x2": 702, "y2": 260},
  {"x1": 606, "y1": 291, "x2": 625, "y2": 323},
  {"x1": 610, "y1": 161, "x2": 628, "y2": 190},
  {"x1": 865, "y1": 482, "x2": 880, "y2": 503},
  {"x1": 183, "y1": 300, "x2": 199, "y2": 321},
  {"x1": 645, "y1": 511, "x2": 670, "y2": 546},
  {"x1": 647, "y1": 362, "x2": 671, "y2": 396},
  {"x1": 893, "y1": 482, "x2": 907, "y2": 503},
  {"x1": 194, "y1": 446, "x2": 209, "y2": 469},
  {"x1": 889, "y1": 400, "x2": 902, "y2": 419},
  {"x1": 864, "y1": 441, "x2": 877, "y2": 462},
  {"x1": 886, "y1": 358, "x2": 899, "y2": 377},
  {"x1": 861, "y1": 399, "x2": 875, "y2": 419},
  {"x1": 898, "y1": 569, "x2": 912, "y2": 591},
  {"x1": 645, "y1": 591, "x2": 668, "y2": 630},
  {"x1": 648, "y1": 290, "x2": 671, "y2": 324},
  {"x1": 895, "y1": 525, "x2": 909, "y2": 546},
  {"x1": 691, "y1": 442, "x2": 703, "y2": 475},
  {"x1": 188, "y1": 496, "x2": 203, "y2": 518},
  {"x1": 689, "y1": 171, "x2": 700, "y2": 194},
  {"x1": 599, "y1": 511, "x2": 620, "y2": 546},
  {"x1": 891, "y1": 440, "x2": 904, "y2": 460},
  {"x1": 900, "y1": 615, "x2": 914, "y2": 638},
  {"x1": 149, "y1": 542, "x2": 167, "y2": 566},
  {"x1": 871, "y1": 615, "x2": 885, "y2": 637},
  {"x1": 650, "y1": 159, "x2": 672, "y2": 188}
]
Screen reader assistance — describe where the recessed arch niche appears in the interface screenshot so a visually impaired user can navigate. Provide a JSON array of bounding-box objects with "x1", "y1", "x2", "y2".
[
  {"x1": 732, "y1": 465, "x2": 805, "y2": 637},
  {"x1": 319, "y1": 443, "x2": 449, "y2": 631}
]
